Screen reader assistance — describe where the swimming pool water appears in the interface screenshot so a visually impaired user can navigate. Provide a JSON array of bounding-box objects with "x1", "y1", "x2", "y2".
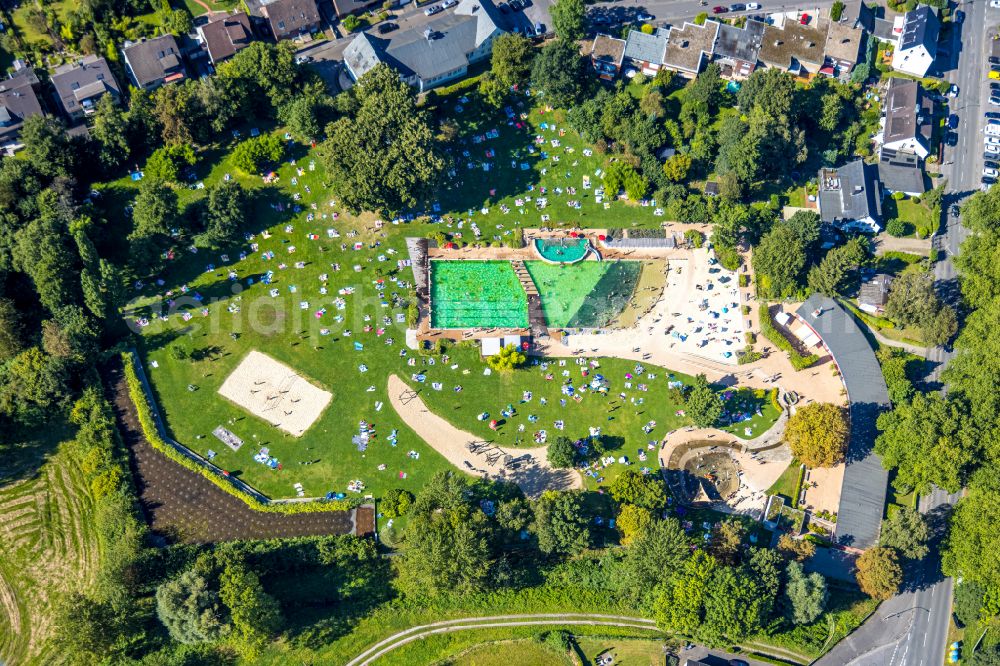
[
  {"x1": 526, "y1": 261, "x2": 642, "y2": 328},
  {"x1": 534, "y1": 238, "x2": 590, "y2": 263},
  {"x1": 429, "y1": 261, "x2": 528, "y2": 329}
]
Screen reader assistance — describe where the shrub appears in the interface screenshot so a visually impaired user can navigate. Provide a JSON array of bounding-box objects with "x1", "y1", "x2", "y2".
[
  {"x1": 830, "y1": 0, "x2": 845, "y2": 20},
  {"x1": 640, "y1": 23, "x2": 654, "y2": 34},
  {"x1": 684, "y1": 228, "x2": 705, "y2": 248},
  {"x1": 486, "y1": 344, "x2": 526, "y2": 372},
  {"x1": 885, "y1": 219, "x2": 909, "y2": 237},
  {"x1": 145, "y1": 144, "x2": 197, "y2": 182},
  {"x1": 381, "y1": 488, "x2": 415, "y2": 518},
  {"x1": 342, "y1": 14, "x2": 361, "y2": 31},
  {"x1": 738, "y1": 273, "x2": 749, "y2": 287},
  {"x1": 694, "y1": 11, "x2": 708, "y2": 24}
]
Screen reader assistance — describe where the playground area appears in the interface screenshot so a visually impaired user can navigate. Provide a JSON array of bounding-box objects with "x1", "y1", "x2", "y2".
[{"x1": 217, "y1": 351, "x2": 332, "y2": 436}]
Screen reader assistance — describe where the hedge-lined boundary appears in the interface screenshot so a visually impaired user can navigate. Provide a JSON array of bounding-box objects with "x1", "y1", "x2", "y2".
[
  {"x1": 758, "y1": 304, "x2": 820, "y2": 371},
  {"x1": 121, "y1": 352, "x2": 358, "y2": 514}
]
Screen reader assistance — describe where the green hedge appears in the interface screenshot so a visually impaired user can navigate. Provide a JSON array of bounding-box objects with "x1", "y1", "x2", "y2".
[
  {"x1": 121, "y1": 352, "x2": 357, "y2": 514},
  {"x1": 757, "y1": 305, "x2": 819, "y2": 371}
]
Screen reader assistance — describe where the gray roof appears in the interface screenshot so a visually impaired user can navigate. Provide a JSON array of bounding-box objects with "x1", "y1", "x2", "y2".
[
  {"x1": 818, "y1": 160, "x2": 882, "y2": 225},
  {"x1": 0, "y1": 67, "x2": 42, "y2": 143},
  {"x1": 712, "y1": 19, "x2": 764, "y2": 63},
  {"x1": 345, "y1": 0, "x2": 501, "y2": 82},
  {"x1": 839, "y1": 0, "x2": 875, "y2": 32},
  {"x1": 797, "y1": 295, "x2": 890, "y2": 550},
  {"x1": 878, "y1": 148, "x2": 926, "y2": 194},
  {"x1": 198, "y1": 11, "x2": 254, "y2": 64},
  {"x1": 260, "y1": 0, "x2": 321, "y2": 38},
  {"x1": 662, "y1": 20, "x2": 719, "y2": 74},
  {"x1": 623, "y1": 28, "x2": 668, "y2": 64},
  {"x1": 858, "y1": 274, "x2": 893, "y2": 307},
  {"x1": 50, "y1": 55, "x2": 120, "y2": 116},
  {"x1": 883, "y1": 78, "x2": 932, "y2": 146},
  {"x1": 873, "y1": 17, "x2": 896, "y2": 41},
  {"x1": 122, "y1": 36, "x2": 186, "y2": 88},
  {"x1": 899, "y1": 5, "x2": 938, "y2": 52}
]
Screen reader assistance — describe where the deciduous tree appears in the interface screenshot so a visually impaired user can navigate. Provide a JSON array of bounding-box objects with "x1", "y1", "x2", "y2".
[
  {"x1": 530, "y1": 39, "x2": 588, "y2": 110},
  {"x1": 156, "y1": 569, "x2": 228, "y2": 644},
  {"x1": 616, "y1": 504, "x2": 652, "y2": 546},
  {"x1": 855, "y1": 546, "x2": 902, "y2": 600},
  {"x1": 534, "y1": 490, "x2": 591, "y2": 555},
  {"x1": 547, "y1": 436, "x2": 577, "y2": 468},
  {"x1": 785, "y1": 403, "x2": 848, "y2": 468},
  {"x1": 685, "y1": 374, "x2": 722, "y2": 428},
  {"x1": 785, "y1": 561, "x2": 827, "y2": 624}
]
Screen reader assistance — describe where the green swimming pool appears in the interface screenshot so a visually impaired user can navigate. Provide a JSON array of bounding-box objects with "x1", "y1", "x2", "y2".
[
  {"x1": 534, "y1": 237, "x2": 590, "y2": 263},
  {"x1": 429, "y1": 261, "x2": 529, "y2": 329},
  {"x1": 526, "y1": 260, "x2": 642, "y2": 328}
]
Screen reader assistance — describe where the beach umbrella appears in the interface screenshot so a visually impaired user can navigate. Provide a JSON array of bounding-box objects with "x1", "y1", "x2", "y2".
[
  {"x1": 598, "y1": 234, "x2": 606, "y2": 241},
  {"x1": 489, "y1": 419, "x2": 499, "y2": 430},
  {"x1": 570, "y1": 231, "x2": 579, "y2": 237}
]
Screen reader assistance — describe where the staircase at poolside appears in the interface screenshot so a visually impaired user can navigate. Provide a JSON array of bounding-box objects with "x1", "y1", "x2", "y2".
[{"x1": 511, "y1": 260, "x2": 548, "y2": 339}]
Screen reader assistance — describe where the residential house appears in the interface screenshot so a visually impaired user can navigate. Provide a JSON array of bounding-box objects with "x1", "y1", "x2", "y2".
[
  {"x1": 0, "y1": 63, "x2": 44, "y2": 155},
  {"x1": 879, "y1": 147, "x2": 926, "y2": 196},
  {"x1": 331, "y1": 0, "x2": 382, "y2": 19},
  {"x1": 50, "y1": 55, "x2": 121, "y2": 121},
  {"x1": 122, "y1": 36, "x2": 187, "y2": 90},
  {"x1": 891, "y1": 6, "x2": 939, "y2": 77},
  {"x1": 254, "y1": 0, "x2": 321, "y2": 41},
  {"x1": 623, "y1": 28, "x2": 668, "y2": 76},
  {"x1": 817, "y1": 159, "x2": 883, "y2": 232},
  {"x1": 836, "y1": 0, "x2": 875, "y2": 32},
  {"x1": 759, "y1": 16, "x2": 830, "y2": 75},
  {"x1": 881, "y1": 78, "x2": 932, "y2": 159},
  {"x1": 660, "y1": 20, "x2": 719, "y2": 78},
  {"x1": 588, "y1": 34, "x2": 627, "y2": 80},
  {"x1": 712, "y1": 19, "x2": 764, "y2": 80},
  {"x1": 858, "y1": 274, "x2": 894, "y2": 314},
  {"x1": 344, "y1": 0, "x2": 505, "y2": 92},
  {"x1": 196, "y1": 11, "x2": 254, "y2": 66},
  {"x1": 823, "y1": 20, "x2": 866, "y2": 75}
]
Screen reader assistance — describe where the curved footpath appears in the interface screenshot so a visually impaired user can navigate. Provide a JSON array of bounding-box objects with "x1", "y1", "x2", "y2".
[
  {"x1": 343, "y1": 614, "x2": 659, "y2": 666},
  {"x1": 386, "y1": 374, "x2": 581, "y2": 497}
]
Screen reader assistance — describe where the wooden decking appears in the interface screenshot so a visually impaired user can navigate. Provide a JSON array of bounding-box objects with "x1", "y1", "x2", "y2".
[{"x1": 512, "y1": 260, "x2": 549, "y2": 339}]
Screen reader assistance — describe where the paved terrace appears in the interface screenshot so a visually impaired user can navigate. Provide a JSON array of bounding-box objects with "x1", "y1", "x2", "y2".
[{"x1": 796, "y1": 294, "x2": 890, "y2": 550}]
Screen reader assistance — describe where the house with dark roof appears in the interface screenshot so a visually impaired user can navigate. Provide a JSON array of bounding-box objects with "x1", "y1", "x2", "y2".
[
  {"x1": 0, "y1": 63, "x2": 44, "y2": 155},
  {"x1": 858, "y1": 274, "x2": 894, "y2": 314},
  {"x1": 661, "y1": 20, "x2": 719, "y2": 77},
  {"x1": 588, "y1": 34, "x2": 627, "y2": 79},
  {"x1": 837, "y1": 0, "x2": 875, "y2": 32},
  {"x1": 196, "y1": 11, "x2": 254, "y2": 66},
  {"x1": 881, "y1": 78, "x2": 932, "y2": 159},
  {"x1": 712, "y1": 19, "x2": 764, "y2": 80},
  {"x1": 343, "y1": 0, "x2": 505, "y2": 91},
  {"x1": 817, "y1": 159, "x2": 883, "y2": 232},
  {"x1": 330, "y1": 0, "x2": 382, "y2": 19},
  {"x1": 50, "y1": 55, "x2": 121, "y2": 121},
  {"x1": 759, "y1": 16, "x2": 830, "y2": 75},
  {"x1": 255, "y1": 0, "x2": 321, "y2": 41},
  {"x1": 623, "y1": 28, "x2": 668, "y2": 75},
  {"x1": 891, "y1": 6, "x2": 939, "y2": 77},
  {"x1": 122, "y1": 36, "x2": 187, "y2": 90},
  {"x1": 879, "y1": 148, "x2": 926, "y2": 196}
]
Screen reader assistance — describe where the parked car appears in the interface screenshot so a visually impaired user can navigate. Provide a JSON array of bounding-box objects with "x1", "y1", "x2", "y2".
[
  {"x1": 730, "y1": 3, "x2": 746, "y2": 10},
  {"x1": 442, "y1": 0, "x2": 458, "y2": 7},
  {"x1": 637, "y1": 12, "x2": 654, "y2": 20},
  {"x1": 986, "y1": 160, "x2": 999, "y2": 169},
  {"x1": 950, "y1": 204, "x2": 961, "y2": 217},
  {"x1": 985, "y1": 168, "x2": 999, "y2": 178},
  {"x1": 747, "y1": 2, "x2": 761, "y2": 8},
  {"x1": 991, "y1": 0, "x2": 1000, "y2": 8},
  {"x1": 955, "y1": 9, "x2": 965, "y2": 22},
  {"x1": 990, "y1": 95, "x2": 1000, "y2": 106},
  {"x1": 987, "y1": 112, "x2": 1000, "y2": 119},
  {"x1": 948, "y1": 114, "x2": 959, "y2": 129},
  {"x1": 985, "y1": 143, "x2": 1000, "y2": 154},
  {"x1": 991, "y1": 82, "x2": 1000, "y2": 92},
  {"x1": 534, "y1": 21, "x2": 545, "y2": 34},
  {"x1": 948, "y1": 84, "x2": 960, "y2": 97},
  {"x1": 991, "y1": 56, "x2": 1000, "y2": 65},
  {"x1": 985, "y1": 135, "x2": 1000, "y2": 145},
  {"x1": 377, "y1": 21, "x2": 398, "y2": 33},
  {"x1": 294, "y1": 55, "x2": 313, "y2": 64},
  {"x1": 713, "y1": 5, "x2": 728, "y2": 13},
  {"x1": 983, "y1": 176, "x2": 996, "y2": 186},
  {"x1": 424, "y1": 4, "x2": 442, "y2": 14},
  {"x1": 991, "y1": 70, "x2": 1000, "y2": 80}
]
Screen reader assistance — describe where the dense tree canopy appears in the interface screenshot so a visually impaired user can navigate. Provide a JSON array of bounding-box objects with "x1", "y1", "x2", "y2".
[
  {"x1": 784, "y1": 561, "x2": 827, "y2": 624},
  {"x1": 534, "y1": 490, "x2": 591, "y2": 555},
  {"x1": 321, "y1": 65, "x2": 445, "y2": 214},
  {"x1": 685, "y1": 374, "x2": 722, "y2": 428},
  {"x1": 530, "y1": 40, "x2": 589, "y2": 110},
  {"x1": 855, "y1": 546, "x2": 902, "y2": 600},
  {"x1": 785, "y1": 403, "x2": 848, "y2": 468},
  {"x1": 155, "y1": 570, "x2": 227, "y2": 644}
]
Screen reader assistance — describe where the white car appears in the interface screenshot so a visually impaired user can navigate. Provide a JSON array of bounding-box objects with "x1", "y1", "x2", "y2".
[
  {"x1": 637, "y1": 12, "x2": 655, "y2": 21},
  {"x1": 986, "y1": 143, "x2": 1000, "y2": 153},
  {"x1": 986, "y1": 135, "x2": 1000, "y2": 145},
  {"x1": 985, "y1": 168, "x2": 999, "y2": 178},
  {"x1": 442, "y1": 0, "x2": 458, "y2": 7},
  {"x1": 424, "y1": 4, "x2": 442, "y2": 14},
  {"x1": 747, "y1": 1, "x2": 761, "y2": 7},
  {"x1": 992, "y1": 0, "x2": 1000, "y2": 8}
]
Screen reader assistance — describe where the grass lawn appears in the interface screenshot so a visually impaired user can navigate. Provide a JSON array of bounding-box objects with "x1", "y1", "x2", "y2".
[
  {"x1": 767, "y1": 458, "x2": 803, "y2": 502},
  {"x1": 574, "y1": 637, "x2": 672, "y2": 666},
  {"x1": 882, "y1": 197, "x2": 937, "y2": 237},
  {"x1": 116, "y1": 91, "x2": 778, "y2": 502},
  {"x1": 0, "y1": 427, "x2": 99, "y2": 666},
  {"x1": 446, "y1": 638, "x2": 570, "y2": 665},
  {"x1": 179, "y1": 0, "x2": 239, "y2": 16}
]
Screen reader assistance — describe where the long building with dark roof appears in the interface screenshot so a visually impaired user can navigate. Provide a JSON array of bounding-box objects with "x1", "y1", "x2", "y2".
[{"x1": 796, "y1": 295, "x2": 890, "y2": 550}]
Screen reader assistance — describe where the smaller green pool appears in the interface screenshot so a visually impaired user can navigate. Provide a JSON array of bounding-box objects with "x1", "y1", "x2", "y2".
[{"x1": 534, "y1": 237, "x2": 590, "y2": 263}]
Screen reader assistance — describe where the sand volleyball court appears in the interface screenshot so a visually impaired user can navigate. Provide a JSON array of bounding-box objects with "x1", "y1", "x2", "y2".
[{"x1": 218, "y1": 350, "x2": 331, "y2": 436}]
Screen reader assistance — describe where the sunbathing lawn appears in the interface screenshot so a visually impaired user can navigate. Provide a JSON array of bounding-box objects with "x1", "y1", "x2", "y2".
[{"x1": 114, "y1": 88, "x2": 778, "y2": 501}]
